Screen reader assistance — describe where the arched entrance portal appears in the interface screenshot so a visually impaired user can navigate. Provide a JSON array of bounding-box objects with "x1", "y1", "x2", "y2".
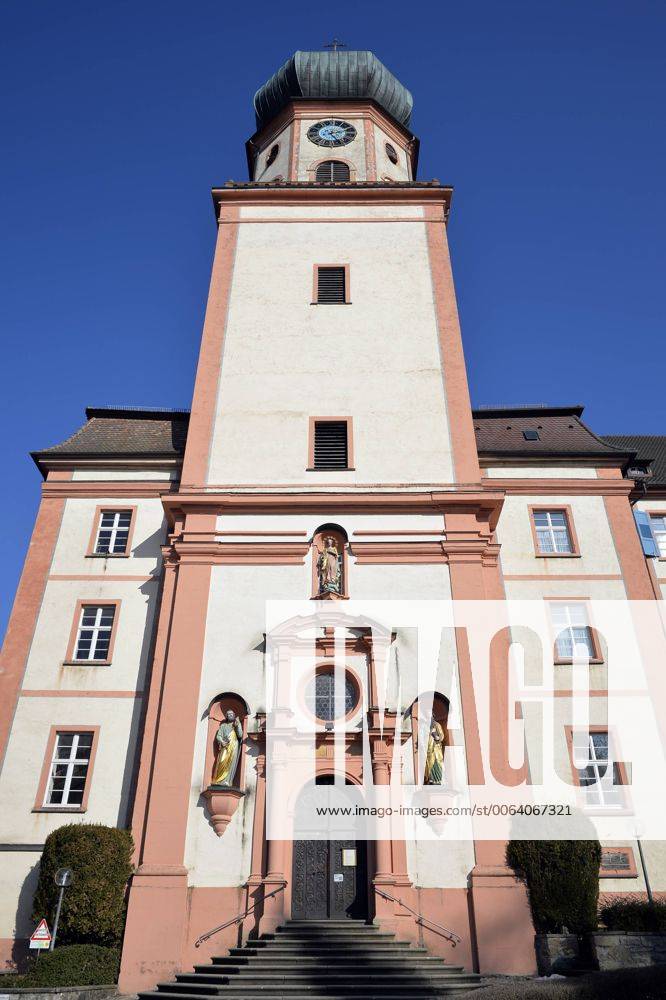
[{"x1": 291, "y1": 777, "x2": 368, "y2": 920}]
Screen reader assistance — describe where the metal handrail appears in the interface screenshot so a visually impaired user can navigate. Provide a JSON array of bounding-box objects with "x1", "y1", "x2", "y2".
[
  {"x1": 375, "y1": 888, "x2": 461, "y2": 946},
  {"x1": 195, "y1": 881, "x2": 287, "y2": 948}
]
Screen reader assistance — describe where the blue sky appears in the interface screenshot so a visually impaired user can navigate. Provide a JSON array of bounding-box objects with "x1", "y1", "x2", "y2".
[{"x1": 1, "y1": 0, "x2": 664, "y2": 638}]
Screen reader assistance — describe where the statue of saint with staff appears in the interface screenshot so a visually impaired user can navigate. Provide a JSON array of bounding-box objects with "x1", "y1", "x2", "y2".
[{"x1": 211, "y1": 710, "x2": 243, "y2": 787}]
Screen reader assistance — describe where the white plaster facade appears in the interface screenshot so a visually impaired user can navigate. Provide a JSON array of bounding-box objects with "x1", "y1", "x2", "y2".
[{"x1": 207, "y1": 205, "x2": 455, "y2": 486}]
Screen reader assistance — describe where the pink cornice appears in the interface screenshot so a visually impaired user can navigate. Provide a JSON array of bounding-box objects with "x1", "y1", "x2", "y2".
[
  {"x1": 42, "y1": 481, "x2": 176, "y2": 499},
  {"x1": 213, "y1": 185, "x2": 452, "y2": 215},
  {"x1": 483, "y1": 477, "x2": 634, "y2": 497},
  {"x1": 162, "y1": 489, "x2": 505, "y2": 523}
]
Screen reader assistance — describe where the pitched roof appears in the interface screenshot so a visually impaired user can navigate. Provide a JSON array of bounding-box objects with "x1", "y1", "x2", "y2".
[
  {"x1": 603, "y1": 435, "x2": 666, "y2": 485},
  {"x1": 33, "y1": 405, "x2": 662, "y2": 482},
  {"x1": 472, "y1": 406, "x2": 632, "y2": 461},
  {"x1": 32, "y1": 407, "x2": 189, "y2": 474}
]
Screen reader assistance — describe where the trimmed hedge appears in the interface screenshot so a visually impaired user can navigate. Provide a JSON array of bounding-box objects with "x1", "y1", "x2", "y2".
[
  {"x1": 600, "y1": 897, "x2": 666, "y2": 932},
  {"x1": 506, "y1": 839, "x2": 601, "y2": 933},
  {"x1": 14, "y1": 944, "x2": 120, "y2": 987},
  {"x1": 32, "y1": 824, "x2": 133, "y2": 948}
]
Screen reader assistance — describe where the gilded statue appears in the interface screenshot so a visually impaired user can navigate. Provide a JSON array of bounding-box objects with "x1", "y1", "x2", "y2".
[
  {"x1": 424, "y1": 715, "x2": 446, "y2": 785},
  {"x1": 317, "y1": 536, "x2": 342, "y2": 595},
  {"x1": 211, "y1": 710, "x2": 243, "y2": 787}
]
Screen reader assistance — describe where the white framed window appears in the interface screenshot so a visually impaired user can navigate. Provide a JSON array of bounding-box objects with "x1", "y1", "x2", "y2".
[
  {"x1": 95, "y1": 510, "x2": 132, "y2": 555},
  {"x1": 572, "y1": 731, "x2": 623, "y2": 808},
  {"x1": 74, "y1": 605, "x2": 116, "y2": 662},
  {"x1": 44, "y1": 732, "x2": 93, "y2": 807},
  {"x1": 550, "y1": 602, "x2": 596, "y2": 660},
  {"x1": 649, "y1": 515, "x2": 666, "y2": 557},
  {"x1": 533, "y1": 510, "x2": 573, "y2": 554}
]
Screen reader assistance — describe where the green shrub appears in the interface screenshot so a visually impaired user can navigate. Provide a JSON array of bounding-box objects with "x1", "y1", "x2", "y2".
[
  {"x1": 506, "y1": 839, "x2": 601, "y2": 933},
  {"x1": 32, "y1": 824, "x2": 133, "y2": 948},
  {"x1": 15, "y1": 944, "x2": 120, "y2": 987},
  {"x1": 600, "y1": 897, "x2": 666, "y2": 932}
]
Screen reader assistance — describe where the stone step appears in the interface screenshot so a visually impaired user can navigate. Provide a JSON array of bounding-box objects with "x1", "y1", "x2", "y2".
[
  {"x1": 177, "y1": 973, "x2": 478, "y2": 985},
  {"x1": 201, "y1": 961, "x2": 464, "y2": 973},
  {"x1": 191, "y1": 983, "x2": 480, "y2": 993},
  {"x1": 272, "y1": 920, "x2": 393, "y2": 937},
  {"x1": 284, "y1": 921, "x2": 369, "y2": 926},
  {"x1": 268, "y1": 933, "x2": 398, "y2": 942},
  {"x1": 143, "y1": 992, "x2": 477, "y2": 1000},
  {"x1": 148, "y1": 989, "x2": 479, "y2": 999},
  {"x1": 276, "y1": 927, "x2": 389, "y2": 935},
  {"x1": 226, "y1": 944, "x2": 423, "y2": 956},
  {"x1": 139, "y1": 918, "x2": 485, "y2": 1000}
]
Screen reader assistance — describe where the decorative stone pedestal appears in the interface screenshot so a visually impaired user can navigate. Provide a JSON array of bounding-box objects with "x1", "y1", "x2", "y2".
[
  {"x1": 413, "y1": 786, "x2": 460, "y2": 836},
  {"x1": 202, "y1": 785, "x2": 245, "y2": 836}
]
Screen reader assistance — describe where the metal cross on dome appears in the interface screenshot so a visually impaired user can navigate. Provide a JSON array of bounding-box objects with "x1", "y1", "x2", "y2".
[{"x1": 324, "y1": 39, "x2": 347, "y2": 52}]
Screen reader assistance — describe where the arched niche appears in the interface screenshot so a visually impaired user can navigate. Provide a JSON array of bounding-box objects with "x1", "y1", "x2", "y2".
[
  {"x1": 203, "y1": 691, "x2": 250, "y2": 792},
  {"x1": 408, "y1": 691, "x2": 450, "y2": 787},
  {"x1": 311, "y1": 523, "x2": 349, "y2": 600}
]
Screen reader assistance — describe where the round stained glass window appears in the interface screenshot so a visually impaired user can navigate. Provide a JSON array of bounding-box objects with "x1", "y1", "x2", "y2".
[{"x1": 305, "y1": 670, "x2": 358, "y2": 721}]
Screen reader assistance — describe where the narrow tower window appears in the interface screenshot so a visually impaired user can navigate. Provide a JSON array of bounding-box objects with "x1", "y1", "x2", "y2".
[
  {"x1": 316, "y1": 266, "x2": 347, "y2": 304},
  {"x1": 313, "y1": 421, "x2": 349, "y2": 470},
  {"x1": 315, "y1": 160, "x2": 350, "y2": 183}
]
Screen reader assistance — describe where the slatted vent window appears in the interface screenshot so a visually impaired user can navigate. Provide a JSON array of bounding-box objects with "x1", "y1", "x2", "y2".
[
  {"x1": 315, "y1": 160, "x2": 350, "y2": 183},
  {"x1": 314, "y1": 421, "x2": 349, "y2": 470},
  {"x1": 317, "y1": 267, "x2": 347, "y2": 304}
]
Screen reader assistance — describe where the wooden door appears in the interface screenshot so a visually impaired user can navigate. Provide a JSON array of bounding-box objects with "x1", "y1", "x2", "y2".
[{"x1": 292, "y1": 840, "x2": 367, "y2": 919}]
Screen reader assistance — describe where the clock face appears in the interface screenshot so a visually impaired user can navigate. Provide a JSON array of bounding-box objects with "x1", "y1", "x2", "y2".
[{"x1": 307, "y1": 119, "x2": 357, "y2": 148}]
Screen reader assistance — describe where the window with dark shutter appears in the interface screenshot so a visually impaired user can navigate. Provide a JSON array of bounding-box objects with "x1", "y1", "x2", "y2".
[
  {"x1": 315, "y1": 160, "x2": 350, "y2": 183},
  {"x1": 314, "y1": 421, "x2": 348, "y2": 470},
  {"x1": 317, "y1": 266, "x2": 346, "y2": 304}
]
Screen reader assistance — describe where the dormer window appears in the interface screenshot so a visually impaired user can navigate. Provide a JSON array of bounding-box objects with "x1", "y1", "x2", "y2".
[{"x1": 315, "y1": 161, "x2": 350, "y2": 183}]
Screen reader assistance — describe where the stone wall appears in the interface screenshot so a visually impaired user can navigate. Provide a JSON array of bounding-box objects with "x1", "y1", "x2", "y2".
[{"x1": 590, "y1": 931, "x2": 666, "y2": 970}]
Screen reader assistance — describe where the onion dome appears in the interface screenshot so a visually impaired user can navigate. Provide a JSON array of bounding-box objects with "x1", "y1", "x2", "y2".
[{"x1": 254, "y1": 50, "x2": 413, "y2": 130}]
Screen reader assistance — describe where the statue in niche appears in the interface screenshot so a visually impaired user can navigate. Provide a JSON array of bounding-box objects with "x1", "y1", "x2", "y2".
[
  {"x1": 317, "y1": 536, "x2": 342, "y2": 595},
  {"x1": 211, "y1": 710, "x2": 243, "y2": 787},
  {"x1": 424, "y1": 714, "x2": 446, "y2": 785}
]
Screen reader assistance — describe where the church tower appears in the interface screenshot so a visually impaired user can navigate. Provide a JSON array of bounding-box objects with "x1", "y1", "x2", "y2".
[{"x1": 117, "y1": 48, "x2": 532, "y2": 991}]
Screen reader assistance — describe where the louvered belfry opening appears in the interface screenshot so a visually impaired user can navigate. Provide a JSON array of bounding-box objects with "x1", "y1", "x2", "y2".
[
  {"x1": 317, "y1": 266, "x2": 346, "y2": 304},
  {"x1": 314, "y1": 421, "x2": 348, "y2": 470},
  {"x1": 315, "y1": 160, "x2": 350, "y2": 183}
]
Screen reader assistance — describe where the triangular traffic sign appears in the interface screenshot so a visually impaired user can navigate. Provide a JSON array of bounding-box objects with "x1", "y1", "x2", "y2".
[{"x1": 30, "y1": 919, "x2": 51, "y2": 947}]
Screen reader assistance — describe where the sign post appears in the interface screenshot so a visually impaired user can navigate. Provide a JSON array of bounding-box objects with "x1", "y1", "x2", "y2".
[{"x1": 51, "y1": 867, "x2": 74, "y2": 951}]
